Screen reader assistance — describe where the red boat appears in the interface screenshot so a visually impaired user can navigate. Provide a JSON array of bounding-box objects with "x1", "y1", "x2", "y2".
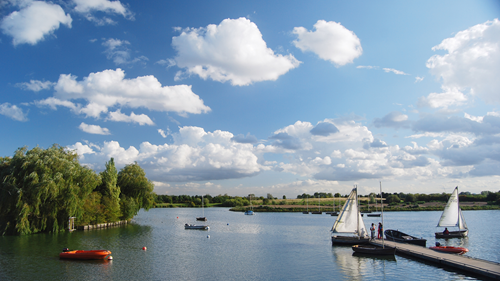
[
  {"x1": 59, "y1": 250, "x2": 111, "y2": 260},
  {"x1": 429, "y1": 246, "x2": 468, "y2": 254}
]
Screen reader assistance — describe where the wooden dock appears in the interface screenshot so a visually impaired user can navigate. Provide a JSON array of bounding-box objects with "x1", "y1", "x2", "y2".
[{"x1": 370, "y1": 240, "x2": 500, "y2": 279}]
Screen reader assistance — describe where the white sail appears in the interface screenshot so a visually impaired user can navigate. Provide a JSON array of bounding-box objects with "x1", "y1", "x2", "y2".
[
  {"x1": 331, "y1": 188, "x2": 367, "y2": 237},
  {"x1": 458, "y1": 209, "x2": 468, "y2": 230},
  {"x1": 437, "y1": 187, "x2": 466, "y2": 229}
]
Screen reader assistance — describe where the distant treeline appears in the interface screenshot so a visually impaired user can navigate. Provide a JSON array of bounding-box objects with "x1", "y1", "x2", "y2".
[
  {"x1": 156, "y1": 194, "x2": 253, "y2": 207},
  {"x1": 0, "y1": 145, "x2": 155, "y2": 235},
  {"x1": 156, "y1": 189, "x2": 500, "y2": 208},
  {"x1": 379, "y1": 191, "x2": 500, "y2": 204}
]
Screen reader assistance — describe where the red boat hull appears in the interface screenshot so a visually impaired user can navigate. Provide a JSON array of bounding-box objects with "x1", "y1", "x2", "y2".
[
  {"x1": 429, "y1": 246, "x2": 468, "y2": 254},
  {"x1": 60, "y1": 250, "x2": 111, "y2": 260}
]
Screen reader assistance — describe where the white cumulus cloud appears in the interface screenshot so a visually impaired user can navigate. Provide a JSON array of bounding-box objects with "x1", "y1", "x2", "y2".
[
  {"x1": 0, "y1": 102, "x2": 28, "y2": 121},
  {"x1": 73, "y1": 0, "x2": 133, "y2": 25},
  {"x1": 171, "y1": 17, "x2": 300, "y2": 86},
  {"x1": 1, "y1": 1, "x2": 72, "y2": 46},
  {"x1": 35, "y1": 68, "x2": 210, "y2": 119},
  {"x1": 293, "y1": 20, "x2": 362, "y2": 66},
  {"x1": 426, "y1": 19, "x2": 500, "y2": 105},
  {"x1": 107, "y1": 109, "x2": 155, "y2": 125},
  {"x1": 78, "y1": 122, "x2": 110, "y2": 135}
]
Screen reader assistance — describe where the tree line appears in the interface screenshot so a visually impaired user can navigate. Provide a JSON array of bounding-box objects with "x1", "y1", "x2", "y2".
[{"x1": 0, "y1": 145, "x2": 155, "y2": 235}]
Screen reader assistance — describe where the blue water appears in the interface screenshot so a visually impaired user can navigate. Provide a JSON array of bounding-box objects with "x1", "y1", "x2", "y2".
[{"x1": 0, "y1": 208, "x2": 497, "y2": 280}]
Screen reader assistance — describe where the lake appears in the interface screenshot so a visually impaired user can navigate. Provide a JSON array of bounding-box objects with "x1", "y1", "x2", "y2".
[{"x1": 0, "y1": 208, "x2": 498, "y2": 280}]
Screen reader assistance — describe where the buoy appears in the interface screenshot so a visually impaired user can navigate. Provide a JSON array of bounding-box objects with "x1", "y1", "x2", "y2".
[
  {"x1": 227, "y1": 223, "x2": 229, "y2": 225},
  {"x1": 207, "y1": 235, "x2": 210, "y2": 238},
  {"x1": 177, "y1": 217, "x2": 179, "y2": 219},
  {"x1": 108, "y1": 256, "x2": 113, "y2": 260},
  {"x1": 142, "y1": 246, "x2": 147, "y2": 250}
]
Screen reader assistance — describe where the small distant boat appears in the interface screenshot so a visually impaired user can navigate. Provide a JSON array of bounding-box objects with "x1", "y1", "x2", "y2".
[
  {"x1": 367, "y1": 213, "x2": 380, "y2": 217},
  {"x1": 245, "y1": 194, "x2": 255, "y2": 215},
  {"x1": 330, "y1": 212, "x2": 338, "y2": 216},
  {"x1": 430, "y1": 245, "x2": 469, "y2": 254},
  {"x1": 184, "y1": 223, "x2": 209, "y2": 230},
  {"x1": 435, "y1": 187, "x2": 468, "y2": 238},
  {"x1": 331, "y1": 186, "x2": 370, "y2": 245},
  {"x1": 312, "y1": 196, "x2": 322, "y2": 214},
  {"x1": 196, "y1": 195, "x2": 207, "y2": 221},
  {"x1": 59, "y1": 249, "x2": 111, "y2": 260},
  {"x1": 352, "y1": 244, "x2": 396, "y2": 255},
  {"x1": 384, "y1": 229, "x2": 427, "y2": 247}
]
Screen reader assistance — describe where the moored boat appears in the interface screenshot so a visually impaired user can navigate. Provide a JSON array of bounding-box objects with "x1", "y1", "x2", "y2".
[
  {"x1": 331, "y1": 186, "x2": 370, "y2": 245},
  {"x1": 384, "y1": 229, "x2": 427, "y2": 247},
  {"x1": 196, "y1": 195, "x2": 207, "y2": 221},
  {"x1": 352, "y1": 244, "x2": 396, "y2": 255},
  {"x1": 429, "y1": 245, "x2": 468, "y2": 254},
  {"x1": 59, "y1": 249, "x2": 111, "y2": 260},
  {"x1": 184, "y1": 223, "x2": 209, "y2": 230}
]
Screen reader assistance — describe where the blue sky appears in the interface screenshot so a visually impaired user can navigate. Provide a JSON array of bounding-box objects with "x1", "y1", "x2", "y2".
[{"x1": 1, "y1": 0, "x2": 500, "y2": 197}]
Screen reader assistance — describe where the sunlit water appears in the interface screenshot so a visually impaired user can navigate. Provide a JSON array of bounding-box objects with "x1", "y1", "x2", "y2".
[{"x1": 0, "y1": 208, "x2": 497, "y2": 280}]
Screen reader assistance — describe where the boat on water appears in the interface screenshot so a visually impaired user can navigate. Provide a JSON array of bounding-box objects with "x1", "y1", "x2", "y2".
[
  {"x1": 184, "y1": 223, "x2": 209, "y2": 230},
  {"x1": 311, "y1": 196, "x2": 322, "y2": 214},
  {"x1": 435, "y1": 187, "x2": 468, "y2": 238},
  {"x1": 430, "y1": 243, "x2": 468, "y2": 254},
  {"x1": 384, "y1": 229, "x2": 427, "y2": 247},
  {"x1": 196, "y1": 195, "x2": 207, "y2": 221},
  {"x1": 330, "y1": 194, "x2": 339, "y2": 216},
  {"x1": 245, "y1": 194, "x2": 254, "y2": 215},
  {"x1": 59, "y1": 249, "x2": 111, "y2": 260},
  {"x1": 303, "y1": 197, "x2": 309, "y2": 214},
  {"x1": 331, "y1": 186, "x2": 369, "y2": 245},
  {"x1": 352, "y1": 244, "x2": 396, "y2": 255},
  {"x1": 352, "y1": 182, "x2": 395, "y2": 256}
]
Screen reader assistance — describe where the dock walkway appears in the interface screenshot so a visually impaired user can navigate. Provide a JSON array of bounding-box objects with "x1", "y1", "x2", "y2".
[{"x1": 370, "y1": 240, "x2": 500, "y2": 279}]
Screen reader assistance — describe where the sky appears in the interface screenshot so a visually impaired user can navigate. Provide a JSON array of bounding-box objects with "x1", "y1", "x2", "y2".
[{"x1": 1, "y1": 0, "x2": 500, "y2": 197}]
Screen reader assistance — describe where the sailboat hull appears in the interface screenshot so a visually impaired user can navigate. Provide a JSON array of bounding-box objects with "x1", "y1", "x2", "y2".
[
  {"x1": 435, "y1": 229, "x2": 468, "y2": 238},
  {"x1": 332, "y1": 236, "x2": 370, "y2": 245}
]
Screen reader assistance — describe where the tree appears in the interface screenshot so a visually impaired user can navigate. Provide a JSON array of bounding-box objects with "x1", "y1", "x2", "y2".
[
  {"x1": 386, "y1": 194, "x2": 401, "y2": 204},
  {"x1": 96, "y1": 158, "x2": 121, "y2": 222},
  {"x1": 117, "y1": 162, "x2": 155, "y2": 220},
  {"x1": 405, "y1": 193, "x2": 416, "y2": 203},
  {"x1": 0, "y1": 145, "x2": 100, "y2": 235}
]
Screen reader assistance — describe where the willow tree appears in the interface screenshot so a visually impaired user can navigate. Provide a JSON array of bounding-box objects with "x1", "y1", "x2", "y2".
[
  {"x1": 0, "y1": 145, "x2": 100, "y2": 235},
  {"x1": 96, "y1": 158, "x2": 121, "y2": 222},
  {"x1": 117, "y1": 162, "x2": 155, "y2": 220}
]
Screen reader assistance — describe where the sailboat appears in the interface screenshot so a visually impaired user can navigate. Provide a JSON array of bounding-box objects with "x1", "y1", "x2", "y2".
[
  {"x1": 196, "y1": 195, "x2": 207, "y2": 221},
  {"x1": 303, "y1": 196, "x2": 309, "y2": 214},
  {"x1": 331, "y1": 186, "x2": 370, "y2": 245},
  {"x1": 245, "y1": 194, "x2": 254, "y2": 215},
  {"x1": 352, "y1": 182, "x2": 395, "y2": 255},
  {"x1": 312, "y1": 195, "x2": 322, "y2": 214},
  {"x1": 435, "y1": 186, "x2": 468, "y2": 238},
  {"x1": 367, "y1": 192, "x2": 381, "y2": 217},
  {"x1": 330, "y1": 194, "x2": 338, "y2": 216}
]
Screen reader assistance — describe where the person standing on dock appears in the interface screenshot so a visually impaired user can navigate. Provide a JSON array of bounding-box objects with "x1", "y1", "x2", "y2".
[
  {"x1": 370, "y1": 223, "x2": 376, "y2": 241},
  {"x1": 377, "y1": 222, "x2": 383, "y2": 239}
]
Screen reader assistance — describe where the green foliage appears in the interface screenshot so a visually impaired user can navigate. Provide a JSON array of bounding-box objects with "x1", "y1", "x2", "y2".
[
  {"x1": 0, "y1": 146, "x2": 157, "y2": 235},
  {"x1": 96, "y1": 158, "x2": 121, "y2": 222},
  {"x1": 117, "y1": 162, "x2": 155, "y2": 218},
  {"x1": 405, "y1": 194, "x2": 416, "y2": 203},
  {"x1": 0, "y1": 145, "x2": 100, "y2": 235}
]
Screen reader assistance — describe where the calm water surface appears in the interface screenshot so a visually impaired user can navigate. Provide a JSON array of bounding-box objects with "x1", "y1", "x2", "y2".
[{"x1": 0, "y1": 208, "x2": 498, "y2": 280}]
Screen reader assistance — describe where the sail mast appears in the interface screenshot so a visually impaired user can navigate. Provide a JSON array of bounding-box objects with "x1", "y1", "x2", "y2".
[
  {"x1": 356, "y1": 185, "x2": 359, "y2": 239},
  {"x1": 380, "y1": 181, "x2": 385, "y2": 249}
]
